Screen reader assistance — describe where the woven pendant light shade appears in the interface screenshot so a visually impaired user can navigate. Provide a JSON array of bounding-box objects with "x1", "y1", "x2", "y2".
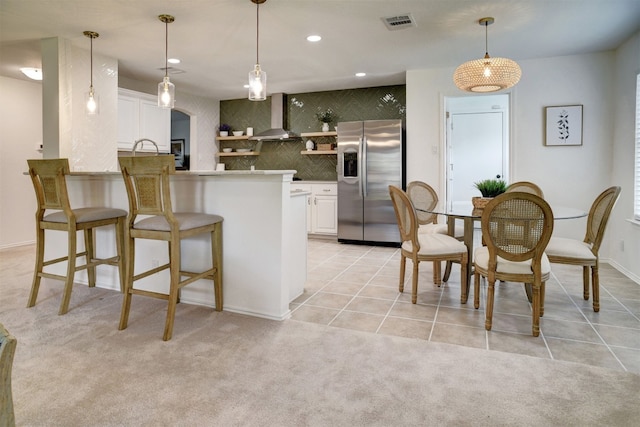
[
  {"x1": 453, "y1": 17, "x2": 521, "y2": 93},
  {"x1": 453, "y1": 55, "x2": 521, "y2": 92}
]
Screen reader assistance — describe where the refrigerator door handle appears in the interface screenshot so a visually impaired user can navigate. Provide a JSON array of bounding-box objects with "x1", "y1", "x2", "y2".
[
  {"x1": 358, "y1": 137, "x2": 364, "y2": 197},
  {"x1": 361, "y1": 136, "x2": 368, "y2": 197}
]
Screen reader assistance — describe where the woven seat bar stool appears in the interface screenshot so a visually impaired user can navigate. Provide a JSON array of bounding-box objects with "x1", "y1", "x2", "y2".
[
  {"x1": 27, "y1": 159, "x2": 126, "y2": 315},
  {"x1": 118, "y1": 155, "x2": 223, "y2": 341}
]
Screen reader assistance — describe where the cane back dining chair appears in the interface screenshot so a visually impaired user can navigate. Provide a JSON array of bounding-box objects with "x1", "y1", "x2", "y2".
[
  {"x1": 473, "y1": 192, "x2": 554, "y2": 336},
  {"x1": 544, "y1": 186, "x2": 621, "y2": 312},
  {"x1": 0, "y1": 323, "x2": 17, "y2": 427},
  {"x1": 406, "y1": 181, "x2": 464, "y2": 282},
  {"x1": 389, "y1": 186, "x2": 469, "y2": 304},
  {"x1": 505, "y1": 181, "x2": 545, "y2": 198},
  {"x1": 118, "y1": 155, "x2": 223, "y2": 341},
  {"x1": 27, "y1": 159, "x2": 126, "y2": 314}
]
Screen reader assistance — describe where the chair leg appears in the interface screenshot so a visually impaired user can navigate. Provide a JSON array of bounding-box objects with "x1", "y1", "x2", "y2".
[
  {"x1": 28, "y1": 227, "x2": 45, "y2": 308},
  {"x1": 443, "y1": 261, "x2": 453, "y2": 282},
  {"x1": 524, "y1": 283, "x2": 533, "y2": 303},
  {"x1": 115, "y1": 218, "x2": 126, "y2": 293},
  {"x1": 119, "y1": 234, "x2": 135, "y2": 331},
  {"x1": 540, "y1": 282, "x2": 546, "y2": 317},
  {"x1": 399, "y1": 255, "x2": 406, "y2": 293},
  {"x1": 591, "y1": 264, "x2": 600, "y2": 312},
  {"x1": 84, "y1": 227, "x2": 96, "y2": 288},
  {"x1": 582, "y1": 266, "x2": 590, "y2": 300},
  {"x1": 531, "y1": 281, "x2": 541, "y2": 337},
  {"x1": 59, "y1": 228, "x2": 77, "y2": 315},
  {"x1": 411, "y1": 259, "x2": 419, "y2": 304},
  {"x1": 212, "y1": 224, "x2": 223, "y2": 311},
  {"x1": 433, "y1": 261, "x2": 442, "y2": 287},
  {"x1": 460, "y1": 254, "x2": 469, "y2": 304},
  {"x1": 485, "y1": 279, "x2": 495, "y2": 330},
  {"x1": 164, "y1": 238, "x2": 181, "y2": 341},
  {"x1": 474, "y1": 272, "x2": 481, "y2": 309}
]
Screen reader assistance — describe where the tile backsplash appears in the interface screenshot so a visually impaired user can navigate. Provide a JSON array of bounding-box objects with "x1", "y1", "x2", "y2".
[{"x1": 220, "y1": 85, "x2": 406, "y2": 181}]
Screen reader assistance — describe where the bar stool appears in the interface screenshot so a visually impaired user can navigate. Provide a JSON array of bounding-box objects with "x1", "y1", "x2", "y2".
[
  {"x1": 27, "y1": 159, "x2": 126, "y2": 314},
  {"x1": 118, "y1": 155, "x2": 223, "y2": 341}
]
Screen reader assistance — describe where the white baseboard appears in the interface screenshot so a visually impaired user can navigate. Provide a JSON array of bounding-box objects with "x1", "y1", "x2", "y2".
[
  {"x1": 0, "y1": 240, "x2": 35, "y2": 251},
  {"x1": 603, "y1": 258, "x2": 640, "y2": 285}
]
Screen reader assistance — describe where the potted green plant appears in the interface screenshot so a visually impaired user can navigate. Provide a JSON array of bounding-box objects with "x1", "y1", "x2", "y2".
[
  {"x1": 315, "y1": 109, "x2": 336, "y2": 132},
  {"x1": 472, "y1": 178, "x2": 507, "y2": 209},
  {"x1": 219, "y1": 123, "x2": 231, "y2": 137}
]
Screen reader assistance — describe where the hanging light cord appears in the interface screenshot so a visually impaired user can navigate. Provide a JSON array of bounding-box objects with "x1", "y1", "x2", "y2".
[
  {"x1": 90, "y1": 35, "x2": 94, "y2": 88},
  {"x1": 164, "y1": 19, "x2": 169, "y2": 78},
  {"x1": 484, "y1": 20, "x2": 490, "y2": 59},
  {"x1": 255, "y1": 2, "x2": 260, "y2": 64}
]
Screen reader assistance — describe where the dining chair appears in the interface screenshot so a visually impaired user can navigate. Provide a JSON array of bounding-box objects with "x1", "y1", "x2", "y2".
[
  {"x1": 506, "y1": 181, "x2": 544, "y2": 198},
  {"x1": 389, "y1": 185, "x2": 469, "y2": 304},
  {"x1": 544, "y1": 186, "x2": 621, "y2": 312},
  {"x1": 406, "y1": 181, "x2": 464, "y2": 282},
  {"x1": 118, "y1": 155, "x2": 223, "y2": 341},
  {"x1": 473, "y1": 192, "x2": 554, "y2": 336},
  {"x1": 0, "y1": 323, "x2": 17, "y2": 427},
  {"x1": 27, "y1": 159, "x2": 126, "y2": 314}
]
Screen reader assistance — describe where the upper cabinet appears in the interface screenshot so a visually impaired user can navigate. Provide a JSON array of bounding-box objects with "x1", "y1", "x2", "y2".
[{"x1": 117, "y1": 88, "x2": 170, "y2": 152}]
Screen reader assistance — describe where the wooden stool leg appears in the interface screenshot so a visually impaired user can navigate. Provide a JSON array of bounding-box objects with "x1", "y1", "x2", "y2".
[
  {"x1": 28, "y1": 227, "x2": 45, "y2": 308},
  {"x1": 164, "y1": 238, "x2": 181, "y2": 341},
  {"x1": 115, "y1": 218, "x2": 126, "y2": 293},
  {"x1": 119, "y1": 234, "x2": 135, "y2": 331},
  {"x1": 59, "y1": 228, "x2": 77, "y2": 315},
  {"x1": 212, "y1": 224, "x2": 223, "y2": 311},
  {"x1": 85, "y1": 227, "x2": 96, "y2": 287}
]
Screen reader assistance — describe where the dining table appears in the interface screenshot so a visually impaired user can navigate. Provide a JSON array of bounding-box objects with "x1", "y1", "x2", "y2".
[{"x1": 417, "y1": 202, "x2": 588, "y2": 288}]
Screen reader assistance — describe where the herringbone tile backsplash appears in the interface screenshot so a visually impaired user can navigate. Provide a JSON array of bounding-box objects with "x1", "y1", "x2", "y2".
[{"x1": 220, "y1": 85, "x2": 405, "y2": 181}]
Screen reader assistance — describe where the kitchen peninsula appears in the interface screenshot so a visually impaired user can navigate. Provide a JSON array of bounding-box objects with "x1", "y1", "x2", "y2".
[{"x1": 47, "y1": 169, "x2": 307, "y2": 320}]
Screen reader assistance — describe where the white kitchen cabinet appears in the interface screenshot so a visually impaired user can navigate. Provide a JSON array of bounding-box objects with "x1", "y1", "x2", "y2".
[
  {"x1": 291, "y1": 182, "x2": 337, "y2": 236},
  {"x1": 117, "y1": 88, "x2": 170, "y2": 152}
]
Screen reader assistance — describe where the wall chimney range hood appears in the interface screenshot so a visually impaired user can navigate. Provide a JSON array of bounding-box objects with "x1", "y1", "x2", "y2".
[{"x1": 249, "y1": 93, "x2": 299, "y2": 140}]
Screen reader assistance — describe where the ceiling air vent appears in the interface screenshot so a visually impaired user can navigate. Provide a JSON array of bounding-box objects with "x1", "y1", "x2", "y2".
[{"x1": 382, "y1": 13, "x2": 416, "y2": 31}]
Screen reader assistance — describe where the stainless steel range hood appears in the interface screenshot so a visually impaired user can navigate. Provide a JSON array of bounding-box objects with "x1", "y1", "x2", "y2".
[{"x1": 249, "y1": 93, "x2": 299, "y2": 141}]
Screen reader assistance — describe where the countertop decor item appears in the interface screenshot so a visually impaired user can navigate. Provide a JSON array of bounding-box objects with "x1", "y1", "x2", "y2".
[
  {"x1": 233, "y1": 131, "x2": 244, "y2": 136},
  {"x1": 306, "y1": 140, "x2": 315, "y2": 151},
  {"x1": 472, "y1": 178, "x2": 507, "y2": 209},
  {"x1": 316, "y1": 108, "x2": 337, "y2": 132},
  {"x1": 219, "y1": 124, "x2": 231, "y2": 137}
]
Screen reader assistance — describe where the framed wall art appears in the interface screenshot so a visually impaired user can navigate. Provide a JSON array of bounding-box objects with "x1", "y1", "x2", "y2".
[{"x1": 544, "y1": 105, "x2": 583, "y2": 146}]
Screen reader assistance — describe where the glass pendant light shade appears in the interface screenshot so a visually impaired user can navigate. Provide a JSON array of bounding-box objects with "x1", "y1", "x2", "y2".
[
  {"x1": 248, "y1": 64, "x2": 267, "y2": 101},
  {"x1": 83, "y1": 31, "x2": 99, "y2": 115},
  {"x1": 453, "y1": 17, "x2": 521, "y2": 93},
  {"x1": 248, "y1": 0, "x2": 267, "y2": 101},
  {"x1": 158, "y1": 76, "x2": 175, "y2": 108},
  {"x1": 158, "y1": 14, "x2": 175, "y2": 109},
  {"x1": 453, "y1": 55, "x2": 521, "y2": 93},
  {"x1": 85, "y1": 87, "x2": 99, "y2": 115}
]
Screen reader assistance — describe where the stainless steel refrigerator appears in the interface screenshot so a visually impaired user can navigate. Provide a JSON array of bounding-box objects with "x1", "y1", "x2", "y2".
[{"x1": 337, "y1": 119, "x2": 404, "y2": 244}]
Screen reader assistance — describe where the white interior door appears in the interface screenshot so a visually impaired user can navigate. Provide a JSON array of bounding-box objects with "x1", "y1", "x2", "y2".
[{"x1": 446, "y1": 96, "x2": 509, "y2": 210}]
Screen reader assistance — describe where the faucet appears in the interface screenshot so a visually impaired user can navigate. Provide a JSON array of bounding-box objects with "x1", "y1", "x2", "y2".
[{"x1": 132, "y1": 138, "x2": 159, "y2": 156}]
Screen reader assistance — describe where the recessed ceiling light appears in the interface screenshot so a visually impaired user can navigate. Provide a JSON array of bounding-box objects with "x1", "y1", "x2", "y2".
[
  {"x1": 306, "y1": 35, "x2": 322, "y2": 42},
  {"x1": 168, "y1": 58, "x2": 181, "y2": 64},
  {"x1": 355, "y1": 72, "x2": 366, "y2": 77},
  {"x1": 20, "y1": 67, "x2": 43, "y2": 80}
]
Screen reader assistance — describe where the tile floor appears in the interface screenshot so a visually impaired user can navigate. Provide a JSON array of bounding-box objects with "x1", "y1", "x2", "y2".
[{"x1": 291, "y1": 238, "x2": 640, "y2": 374}]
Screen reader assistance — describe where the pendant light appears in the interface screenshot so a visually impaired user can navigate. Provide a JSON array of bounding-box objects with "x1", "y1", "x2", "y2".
[
  {"x1": 158, "y1": 14, "x2": 175, "y2": 108},
  {"x1": 453, "y1": 17, "x2": 521, "y2": 93},
  {"x1": 248, "y1": 0, "x2": 267, "y2": 101},
  {"x1": 83, "y1": 31, "x2": 99, "y2": 115}
]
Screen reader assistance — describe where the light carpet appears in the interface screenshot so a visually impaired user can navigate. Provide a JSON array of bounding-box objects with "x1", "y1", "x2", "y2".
[{"x1": 1, "y1": 248, "x2": 639, "y2": 426}]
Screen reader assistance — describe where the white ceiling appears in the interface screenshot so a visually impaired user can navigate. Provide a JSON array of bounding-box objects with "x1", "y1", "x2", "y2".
[{"x1": 1, "y1": 0, "x2": 639, "y2": 100}]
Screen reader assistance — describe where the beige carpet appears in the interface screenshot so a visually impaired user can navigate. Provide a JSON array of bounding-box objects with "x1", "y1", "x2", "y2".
[{"x1": 2, "y1": 248, "x2": 639, "y2": 426}]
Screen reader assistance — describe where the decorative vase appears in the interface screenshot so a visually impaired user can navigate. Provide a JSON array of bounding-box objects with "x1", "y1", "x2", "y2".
[
  {"x1": 472, "y1": 196, "x2": 492, "y2": 210},
  {"x1": 306, "y1": 140, "x2": 315, "y2": 151},
  {"x1": 220, "y1": 131, "x2": 228, "y2": 137},
  {"x1": 322, "y1": 122, "x2": 330, "y2": 132}
]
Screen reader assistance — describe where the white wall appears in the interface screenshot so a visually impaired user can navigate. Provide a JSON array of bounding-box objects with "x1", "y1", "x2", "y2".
[
  {"x1": 407, "y1": 40, "x2": 639, "y2": 282},
  {"x1": 608, "y1": 31, "x2": 640, "y2": 282},
  {"x1": 0, "y1": 76, "x2": 41, "y2": 248}
]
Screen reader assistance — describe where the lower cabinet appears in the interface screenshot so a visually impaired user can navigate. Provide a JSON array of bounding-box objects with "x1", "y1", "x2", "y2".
[{"x1": 291, "y1": 182, "x2": 337, "y2": 236}]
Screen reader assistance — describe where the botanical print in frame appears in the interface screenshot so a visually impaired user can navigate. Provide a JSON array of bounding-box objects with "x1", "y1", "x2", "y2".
[{"x1": 544, "y1": 105, "x2": 583, "y2": 146}]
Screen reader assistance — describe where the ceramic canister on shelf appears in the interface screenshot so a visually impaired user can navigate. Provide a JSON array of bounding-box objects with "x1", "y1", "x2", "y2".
[{"x1": 247, "y1": 127, "x2": 254, "y2": 136}]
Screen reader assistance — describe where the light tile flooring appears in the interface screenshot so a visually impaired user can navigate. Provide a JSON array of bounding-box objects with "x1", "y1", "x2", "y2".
[{"x1": 291, "y1": 238, "x2": 640, "y2": 374}]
